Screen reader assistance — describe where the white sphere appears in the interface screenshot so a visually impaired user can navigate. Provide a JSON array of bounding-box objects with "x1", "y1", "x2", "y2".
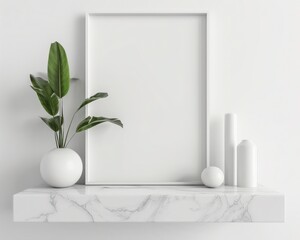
[
  {"x1": 201, "y1": 167, "x2": 224, "y2": 188},
  {"x1": 40, "y1": 148, "x2": 82, "y2": 188}
]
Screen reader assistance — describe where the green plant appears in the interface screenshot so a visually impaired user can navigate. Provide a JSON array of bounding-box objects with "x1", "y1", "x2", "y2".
[{"x1": 30, "y1": 41, "x2": 123, "y2": 148}]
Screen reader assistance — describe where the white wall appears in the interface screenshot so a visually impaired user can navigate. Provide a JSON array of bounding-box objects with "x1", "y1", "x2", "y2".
[{"x1": 0, "y1": 0, "x2": 299, "y2": 239}]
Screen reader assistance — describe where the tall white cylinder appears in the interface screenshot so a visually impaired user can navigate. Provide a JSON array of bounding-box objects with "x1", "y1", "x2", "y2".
[
  {"x1": 237, "y1": 140, "x2": 257, "y2": 188},
  {"x1": 225, "y1": 113, "x2": 237, "y2": 186}
]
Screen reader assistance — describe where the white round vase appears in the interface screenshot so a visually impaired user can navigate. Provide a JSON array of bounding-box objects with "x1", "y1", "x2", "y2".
[{"x1": 40, "y1": 148, "x2": 83, "y2": 188}]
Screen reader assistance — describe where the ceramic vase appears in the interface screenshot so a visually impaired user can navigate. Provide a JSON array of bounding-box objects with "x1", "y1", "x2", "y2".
[
  {"x1": 225, "y1": 113, "x2": 237, "y2": 186},
  {"x1": 237, "y1": 140, "x2": 257, "y2": 188},
  {"x1": 40, "y1": 148, "x2": 82, "y2": 188}
]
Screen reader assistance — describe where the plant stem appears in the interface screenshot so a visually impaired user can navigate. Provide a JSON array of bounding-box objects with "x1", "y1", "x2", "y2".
[
  {"x1": 58, "y1": 98, "x2": 64, "y2": 148},
  {"x1": 62, "y1": 98, "x2": 64, "y2": 145},
  {"x1": 65, "y1": 132, "x2": 76, "y2": 147},
  {"x1": 54, "y1": 132, "x2": 58, "y2": 147},
  {"x1": 63, "y1": 110, "x2": 78, "y2": 147},
  {"x1": 52, "y1": 114, "x2": 59, "y2": 148}
]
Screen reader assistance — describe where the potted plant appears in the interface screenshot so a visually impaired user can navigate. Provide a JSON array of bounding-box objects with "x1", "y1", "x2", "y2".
[{"x1": 30, "y1": 42, "x2": 123, "y2": 187}]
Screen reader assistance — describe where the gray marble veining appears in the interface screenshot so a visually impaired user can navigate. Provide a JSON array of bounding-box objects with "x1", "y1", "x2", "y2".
[{"x1": 13, "y1": 185, "x2": 284, "y2": 222}]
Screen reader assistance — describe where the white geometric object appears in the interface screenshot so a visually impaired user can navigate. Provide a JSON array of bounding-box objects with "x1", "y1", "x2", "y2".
[
  {"x1": 40, "y1": 148, "x2": 82, "y2": 188},
  {"x1": 14, "y1": 185, "x2": 284, "y2": 222},
  {"x1": 86, "y1": 12, "x2": 209, "y2": 185},
  {"x1": 201, "y1": 167, "x2": 224, "y2": 188},
  {"x1": 237, "y1": 140, "x2": 258, "y2": 188},
  {"x1": 225, "y1": 113, "x2": 237, "y2": 186}
]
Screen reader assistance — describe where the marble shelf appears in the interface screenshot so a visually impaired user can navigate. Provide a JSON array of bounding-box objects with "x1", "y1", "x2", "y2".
[{"x1": 13, "y1": 185, "x2": 284, "y2": 222}]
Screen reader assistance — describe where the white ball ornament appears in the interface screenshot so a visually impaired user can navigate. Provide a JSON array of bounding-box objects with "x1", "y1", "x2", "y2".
[{"x1": 201, "y1": 167, "x2": 224, "y2": 188}]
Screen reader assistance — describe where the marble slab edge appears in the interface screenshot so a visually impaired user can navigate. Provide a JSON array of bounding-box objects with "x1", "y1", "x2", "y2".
[{"x1": 13, "y1": 185, "x2": 284, "y2": 222}]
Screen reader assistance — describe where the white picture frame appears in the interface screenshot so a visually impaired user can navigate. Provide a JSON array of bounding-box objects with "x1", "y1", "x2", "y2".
[{"x1": 85, "y1": 12, "x2": 209, "y2": 185}]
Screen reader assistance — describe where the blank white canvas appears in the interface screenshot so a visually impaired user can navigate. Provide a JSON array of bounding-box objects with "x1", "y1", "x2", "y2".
[{"x1": 86, "y1": 13, "x2": 207, "y2": 184}]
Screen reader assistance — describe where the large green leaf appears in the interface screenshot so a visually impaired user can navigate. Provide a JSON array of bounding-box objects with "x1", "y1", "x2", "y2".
[
  {"x1": 41, "y1": 116, "x2": 63, "y2": 132},
  {"x1": 30, "y1": 85, "x2": 44, "y2": 95},
  {"x1": 47, "y1": 42, "x2": 70, "y2": 98},
  {"x1": 77, "y1": 92, "x2": 108, "y2": 111},
  {"x1": 30, "y1": 74, "x2": 59, "y2": 115},
  {"x1": 30, "y1": 74, "x2": 52, "y2": 95},
  {"x1": 76, "y1": 116, "x2": 123, "y2": 133}
]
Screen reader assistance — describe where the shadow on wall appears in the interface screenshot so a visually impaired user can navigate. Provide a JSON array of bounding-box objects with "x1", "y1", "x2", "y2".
[
  {"x1": 10, "y1": 14, "x2": 224, "y2": 190},
  {"x1": 10, "y1": 14, "x2": 87, "y2": 196},
  {"x1": 62, "y1": 15, "x2": 85, "y2": 184},
  {"x1": 209, "y1": 116, "x2": 224, "y2": 171},
  {"x1": 67, "y1": 15, "x2": 86, "y2": 184}
]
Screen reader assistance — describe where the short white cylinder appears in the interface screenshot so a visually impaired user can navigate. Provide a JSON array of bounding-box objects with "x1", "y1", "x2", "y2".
[
  {"x1": 224, "y1": 113, "x2": 237, "y2": 186},
  {"x1": 237, "y1": 140, "x2": 257, "y2": 188}
]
